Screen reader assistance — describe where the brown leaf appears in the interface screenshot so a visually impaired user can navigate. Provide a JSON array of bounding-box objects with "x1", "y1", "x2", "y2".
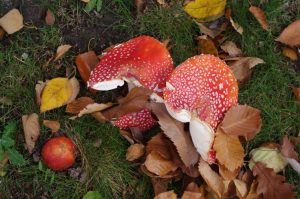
[
  {"x1": 221, "y1": 104, "x2": 262, "y2": 140},
  {"x1": 144, "y1": 151, "x2": 178, "y2": 176},
  {"x1": 0, "y1": 27, "x2": 5, "y2": 40},
  {"x1": 218, "y1": 164, "x2": 240, "y2": 180},
  {"x1": 182, "y1": 191, "x2": 202, "y2": 199},
  {"x1": 213, "y1": 128, "x2": 244, "y2": 172},
  {"x1": 225, "y1": 9, "x2": 243, "y2": 35},
  {"x1": 126, "y1": 144, "x2": 145, "y2": 161},
  {"x1": 103, "y1": 87, "x2": 151, "y2": 120},
  {"x1": 233, "y1": 179, "x2": 248, "y2": 198},
  {"x1": 22, "y1": 113, "x2": 40, "y2": 154},
  {"x1": 43, "y1": 120, "x2": 60, "y2": 133},
  {"x1": 253, "y1": 162, "x2": 295, "y2": 199},
  {"x1": 91, "y1": 112, "x2": 107, "y2": 123},
  {"x1": 197, "y1": 35, "x2": 218, "y2": 56},
  {"x1": 220, "y1": 41, "x2": 243, "y2": 57},
  {"x1": 282, "y1": 47, "x2": 298, "y2": 61},
  {"x1": 249, "y1": 6, "x2": 268, "y2": 30},
  {"x1": 135, "y1": 0, "x2": 145, "y2": 14},
  {"x1": 0, "y1": 152, "x2": 8, "y2": 177},
  {"x1": 45, "y1": 9, "x2": 55, "y2": 25},
  {"x1": 66, "y1": 97, "x2": 95, "y2": 114},
  {"x1": 196, "y1": 22, "x2": 227, "y2": 38},
  {"x1": 185, "y1": 182, "x2": 200, "y2": 192},
  {"x1": 35, "y1": 81, "x2": 46, "y2": 106},
  {"x1": 75, "y1": 51, "x2": 99, "y2": 83},
  {"x1": 157, "y1": 0, "x2": 168, "y2": 6},
  {"x1": 276, "y1": 19, "x2": 300, "y2": 47},
  {"x1": 281, "y1": 136, "x2": 299, "y2": 161},
  {"x1": 227, "y1": 57, "x2": 265, "y2": 84},
  {"x1": 154, "y1": 191, "x2": 177, "y2": 199},
  {"x1": 245, "y1": 181, "x2": 260, "y2": 199},
  {"x1": 198, "y1": 158, "x2": 224, "y2": 198},
  {"x1": 67, "y1": 77, "x2": 80, "y2": 104},
  {"x1": 77, "y1": 103, "x2": 113, "y2": 118},
  {"x1": 151, "y1": 178, "x2": 171, "y2": 196},
  {"x1": 149, "y1": 103, "x2": 199, "y2": 167},
  {"x1": 292, "y1": 87, "x2": 300, "y2": 101},
  {"x1": 0, "y1": 9, "x2": 24, "y2": 34},
  {"x1": 53, "y1": 44, "x2": 72, "y2": 62},
  {"x1": 119, "y1": 130, "x2": 135, "y2": 144}
]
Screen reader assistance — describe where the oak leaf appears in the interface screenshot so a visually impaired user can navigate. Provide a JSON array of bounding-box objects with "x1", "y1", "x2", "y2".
[
  {"x1": 220, "y1": 104, "x2": 262, "y2": 140},
  {"x1": 276, "y1": 19, "x2": 300, "y2": 47},
  {"x1": 126, "y1": 144, "x2": 145, "y2": 161},
  {"x1": 213, "y1": 128, "x2": 244, "y2": 172},
  {"x1": 43, "y1": 120, "x2": 60, "y2": 133},
  {"x1": 253, "y1": 162, "x2": 295, "y2": 199},
  {"x1": 249, "y1": 6, "x2": 268, "y2": 30},
  {"x1": 22, "y1": 113, "x2": 40, "y2": 154},
  {"x1": 0, "y1": 9, "x2": 23, "y2": 34}
]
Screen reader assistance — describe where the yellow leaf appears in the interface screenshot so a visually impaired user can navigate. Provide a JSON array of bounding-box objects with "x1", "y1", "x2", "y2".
[
  {"x1": 184, "y1": 0, "x2": 226, "y2": 21},
  {"x1": 40, "y1": 77, "x2": 73, "y2": 113}
]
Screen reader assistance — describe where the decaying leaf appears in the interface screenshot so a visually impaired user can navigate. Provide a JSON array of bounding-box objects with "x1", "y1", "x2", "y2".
[
  {"x1": 292, "y1": 86, "x2": 300, "y2": 101},
  {"x1": 149, "y1": 103, "x2": 199, "y2": 167},
  {"x1": 213, "y1": 128, "x2": 244, "y2": 172},
  {"x1": 225, "y1": 9, "x2": 243, "y2": 35},
  {"x1": 276, "y1": 19, "x2": 300, "y2": 47},
  {"x1": 77, "y1": 103, "x2": 113, "y2": 118},
  {"x1": 227, "y1": 57, "x2": 264, "y2": 84},
  {"x1": 0, "y1": 9, "x2": 24, "y2": 34},
  {"x1": 43, "y1": 120, "x2": 60, "y2": 133},
  {"x1": 66, "y1": 97, "x2": 95, "y2": 114},
  {"x1": 249, "y1": 146, "x2": 287, "y2": 173},
  {"x1": 220, "y1": 41, "x2": 243, "y2": 57},
  {"x1": 126, "y1": 144, "x2": 145, "y2": 161},
  {"x1": 40, "y1": 77, "x2": 80, "y2": 113},
  {"x1": 282, "y1": 47, "x2": 298, "y2": 61},
  {"x1": 75, "y1": 51, "x2": 99, "y2": 83},
  {"x1": 218, "y1": 164, "x2": 240, "y2": 180},
  {"x1": 197, "y1": 35, "x2": 218, "y2": 56},
  {"x1": 249, "y1": 6, "x2": 268, "y2": 30},
  {"x1": 154, "y1": 191, "x2": 177, "y2": 199},
  {"x1": 45, "y1": 9, "x2": 55, "y2": 25},
  {"x1": 53, "y1": 44, "x2": 72, "y2": 62},
  {"x1": 22, "y1": 113, "x2": 40, "y2": 154},
  {"x1": 196, "y1": 21, "x2": 227, "y2": 38},
  {"x1": 253, "y1": 162, "x2": 295, "y2": 199},
  {"x1": 198, "y1": 158, "x2": 224, "y2": 198},
  {"x1": 220, "y1": 104, "x2": 262, "y2": 140}
]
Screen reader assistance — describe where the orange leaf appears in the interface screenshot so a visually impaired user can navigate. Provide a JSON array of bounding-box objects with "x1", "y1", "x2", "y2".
[
  {"x1": 151, "y1": 178, "x2": 171, "y2": 196},
  {"x1": 276, "y1": 19, "x2": 300, "y2": 47},
  {"x1": 66, "y1": 97, "x2": 95, "y2": 114},
  {"x1": 197, "y1": 35, "x2": 218, "y2": 56},
  {"x1": 213, "y1": 128, "x2": 244, "y2": 172},
  {"x1": 218, "y1": 164, "x2": 240, "y2": 180},
  {"x1": 75, "y1": 51, "x2": 99, "y2": 83},
  {"x1": 292, "y1": 87, "x2": 300, "y2": 101},
  {"x1": 253, "y1": 162, "x2": 295, "y2": 199},
  {"x1": 154, "y1": 191, "x2": 177, "y2": 199},
  {"x1": 126, "y1": 144, "x2": 145, "y2": 161},
  {"x1": 282, "y1": 47, "x2": 298, "y2": 61},
  {"x1": 220, "y1": 104, "x2": 262, "y2": 140},
  {"x1": 45, "y1": 9, "x2": 55, "y2": 25},
  {"x1": 249, "y1": 6, "x2": 268, "y2": 30},
  {"x1": 43, "y1": 120, "x2": 60, "y2": 133}
]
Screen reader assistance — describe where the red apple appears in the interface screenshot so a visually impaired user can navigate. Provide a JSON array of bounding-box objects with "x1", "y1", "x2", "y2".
[{"x1": 41, "y1": 136, "x2": 76, "y2": 171}]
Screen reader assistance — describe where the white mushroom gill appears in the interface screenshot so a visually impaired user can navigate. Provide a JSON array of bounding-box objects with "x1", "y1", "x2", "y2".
[{"x1": 90, "y1": 79, "x2": 125, "y2": 90}]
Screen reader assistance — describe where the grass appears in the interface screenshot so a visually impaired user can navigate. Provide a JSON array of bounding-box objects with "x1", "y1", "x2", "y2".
[{"x1": 0, "y1": 0, "x2": 299, "y2": 198}]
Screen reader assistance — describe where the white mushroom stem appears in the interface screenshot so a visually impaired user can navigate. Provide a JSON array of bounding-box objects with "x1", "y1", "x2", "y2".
[{"x1": 189, "y1": 118, "x2": 215, "y2": 162}]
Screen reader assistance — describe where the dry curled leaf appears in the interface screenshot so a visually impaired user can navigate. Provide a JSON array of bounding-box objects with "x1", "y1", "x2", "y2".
[
  {"x1": 0, "y1": 9, "x2": 24, "y2": 34},
  {"x1": 66, "y1": 97, "x2": 95, "y2": 114},
  {"x1": 154, "y1": 191, "x2": 177, "y2": 199},
  {"x1": 292, "y1": 87, "x2": 300, "y2": 101},
  {"x1": 43, "y1": 120, "x2": 60, "y2": 133},
  {"x1": 213, "y1": 128, "x2": 244, "y2": 172},
  {"x1": 75, "y1": 51, "x2": 99, "y2": 83},
  {"x1": 197, "y1": 35, "x2": 218, "y2": 56},
  {"x1": 249, "y1": 6, "x2": 268, "y2": 30},
  {"x1": 149, "y1": 103, "x2": 199, "y2": 167},
  {"x1": 253, "y1": 162, "x2": 295, "y2": 199},
  {"x1": 276, "y1": 19, "x2": 300, "y2": 47},
  {"x1": 198, "y1": 158, "x2": 224, "y2": 198},
  {"x1": 225, "y1": 9, "x2": 243, "y2": 35},
  {"x1": 119, "y1": 130, "x2": 135, "y2": 144},
  {"x1": 45, "y1": 9, "x2": 55, "y2": 25},
  {"x1": 126, "y1": 144, "x2": 145, "y2": 161},
  {"x1": 22, "y1": 113, "x2": 40, "y2": 154},
  {"x1": 220, "y1": 41, "x2": 243, "y2": 57},
  {"x1": 53, "y1": 44, "x2": 72, "y2": 62},
  {"x1": 282, "y1": 47, "x2": 298, "y2": 61},
  {"x1": 221, "y1": 104, "x2": 262, "y2": 140}
]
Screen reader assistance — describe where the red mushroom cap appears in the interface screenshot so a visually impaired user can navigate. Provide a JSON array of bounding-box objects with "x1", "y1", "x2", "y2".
[
  {"x1": 87, "y1": 35, "x2": 174, "y2": 97},
  {"x1": 113, "y1": 108, "x2": 157, "y2": 131},
  {"x1": 163, "y1": 54, "x2": 238, "y2": 128}
]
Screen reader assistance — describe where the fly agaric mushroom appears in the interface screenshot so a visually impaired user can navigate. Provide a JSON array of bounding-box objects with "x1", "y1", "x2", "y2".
[
  {"x1": 163, "y1": 54, "x2": 238, "y2": 162},
  {"x1": 87, "y1": 35, "x2": 174, "y2": 131}
]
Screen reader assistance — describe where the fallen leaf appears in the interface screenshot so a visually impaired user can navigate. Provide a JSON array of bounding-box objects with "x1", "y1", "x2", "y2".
[
  {"x1": 292, "y1": 86, "x2": 300, "y2": 101},
  {"x1": 119, "y1": 130, "x2": 135, "y2": 144},
  {"x1": 198, "y1": 158, "x2": 224, "y2": 198},
  {"x1": 184, "y1": 0, "x2": 226, "y2": 21},
  {"x1": 74, "y1": 103, "x2": 113, "y2": 119},
  {"x1": 91, "y1": 112, "x2": 107, "y2": 123},
  {"x1": 249, "y1": 6, "x2": 268, "y2": 30},
  {"x1": 35, "y1": 81, "x2": 46, "y2": 106},
  {"x1": 220, "y1": 41, "x2": 243, "y2": 57},
  {"x1": 43, "y1": 120, "x2": 60, "y2": 133},
  {"x1": 282, "y1": 47, "x2": 298, "y2": 61},
  {"x1": 196, "y1": 22, "x2": 227, "y2": 38},
  {"x1": 197, "y1": 35, "x2": 218, "y2": 56},
  {"x1": 245, "y1": 181, "x2": 259, "y2": 199},
  {"x1": 149, "y1": 103, "x2": 199, "y2": 167},
  {"x1": 154, "y1": 191, "x2": 177, "y2": 199},
  {"x1": 185, "y1": 182, "x2": 201, "y2": 193},
  {"x1": 151, "y1": 178, "x2": 171, "y2": 196},
  {"x1": 225, "y1": 9, "x2": 243, "y2": 35},
  {"x1": 135, "y1": 0, "x2": 145, "y2": 14},
  {"x1": 53, "y1": 44, "x2": 72, "y2": 62},
  {"x1": 66, "y1": 97, "x2": 95, "y2": 114},
  {"x1": 0, "y1": 9, "x2": 24, "y2": 34},
  {"x1": 126, "y1": 144, "x2": 145, "y2": 161},
  {"x1": 45, "y1": 9, "x2": 55, "y2": 25},
  {"x1": 222, "y1": 180, "x2": 237, "y2": 199},
  {"x1": 220, "y1": 104, "x2": 262, "y2": 140},
  {"x1": 182, "y1": 191, "x2": 202, "y2": 199},
  {"x1": 227, "y1": 57, "x2": 264, "y2": 84},
  {"x1": 157, "y1": 0, "x2": 168, "y2": 6},
  {"x1": 0, "y1": 27, "x2": 5, "y2": 40},
  {"x1": 249, "y1": 146, "x2": 287, "y2": 173},
  {"x1": 276, "y1": 19, "x2": 300, "y2": 47},
  {"x1": 218, "y1": 164, "x2": 240, "y2": 180},
  {"x1": 75, "y1": 51, "x2": 99, "y2": 83},
  {"x1": 213, "y1": 128, "x2": 244, "y2": 172},
  {"x1": 233, "y1": 179, "x2": 247, "y2": 198},
  {"x1": 253, "y1": 162, "x2": 295, "y2": 199},
  {"x1": 281, "y1": 136, "x2": 299, "y2": 160},
  {"x1": 40, "y1": 77, "x2": 79, "y2": 113},
  {"x1": 22, "y1": 113, "x2": 40, "y2": 154}
]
